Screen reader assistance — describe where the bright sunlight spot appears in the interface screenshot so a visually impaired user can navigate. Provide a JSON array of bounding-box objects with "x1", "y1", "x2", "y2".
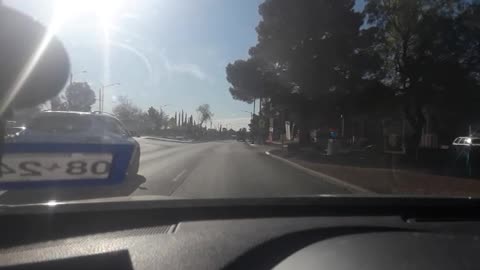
[
  {"x1": 46, "y1": 200, "x2": 58, "y2": 206},
  {"x1": 52, "y1": 0, "x2": 130, "y2": 92},
  {"x1": 53, "y1": 0, "x2": 127, "y2": 28}
]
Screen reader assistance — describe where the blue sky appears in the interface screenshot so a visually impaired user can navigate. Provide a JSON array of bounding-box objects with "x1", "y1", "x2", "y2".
[
  {"x1": 5, "y1": 0, "x2": 364, "y2": 129},
  {"x1": 5, "y1": 0, "x2": 263, "y2": 129}
]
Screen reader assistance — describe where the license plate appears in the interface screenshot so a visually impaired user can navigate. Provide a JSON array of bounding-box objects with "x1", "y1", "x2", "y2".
[{"x1": 0, "y1": 153, "x2": 113, "y2": 182}]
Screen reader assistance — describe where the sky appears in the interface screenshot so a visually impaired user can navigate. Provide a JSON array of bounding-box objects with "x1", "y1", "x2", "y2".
[
  {"x1": 4, "y1": 0, "x2": 264, "y2": 129},
  {"x1": 4, "y1": 0, "x2": 365, "y2": 130}
]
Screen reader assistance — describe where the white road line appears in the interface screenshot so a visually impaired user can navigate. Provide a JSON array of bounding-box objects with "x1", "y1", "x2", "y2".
[
  {"x1": 265, "y1": 151, "x2": 374, "y2": 194},
  {"x1": 171, "y1": 169, "x2": 187, "y2": 182}
]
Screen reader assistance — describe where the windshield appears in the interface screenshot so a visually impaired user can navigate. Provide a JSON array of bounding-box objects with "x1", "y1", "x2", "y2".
[{"x1": 1, "y1": 0, "x2": 480, "y2": 205}]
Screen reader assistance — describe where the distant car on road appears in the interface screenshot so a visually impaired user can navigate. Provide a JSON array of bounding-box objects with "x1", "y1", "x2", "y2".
[
  {"x1": 452, "y1": 136, "x2": 480, "y2": 149},
  {"x1": 13, "y1": 111, "x2": 140, "y2": 175},
  {"x1": 451, "y1": 136, "x2": 480, "y2": 175}
]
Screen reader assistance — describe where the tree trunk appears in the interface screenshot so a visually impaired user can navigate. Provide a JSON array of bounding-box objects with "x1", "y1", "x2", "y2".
[
  {"x1": 403, "y1": 104, "x2": 425, "y2": 159},
  {"x1": 298, "y1": 103, "x2": 311, "y2": 145}
]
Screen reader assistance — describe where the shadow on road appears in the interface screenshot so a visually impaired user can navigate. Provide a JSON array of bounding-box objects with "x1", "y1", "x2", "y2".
[{"x1": 0, "y1": 174, "x2": 147, "y2": 205}]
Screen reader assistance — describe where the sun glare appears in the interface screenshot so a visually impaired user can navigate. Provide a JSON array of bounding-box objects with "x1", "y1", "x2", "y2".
[
  {"x1": 52, "y1": 0, "x2": 126, "y2": 30},
  {"x1": 52, "y1": 0, "x2": 128, "y2": 88},
  {"x1": 0, "y1": 0, "x2": 131, "y2": 114}
]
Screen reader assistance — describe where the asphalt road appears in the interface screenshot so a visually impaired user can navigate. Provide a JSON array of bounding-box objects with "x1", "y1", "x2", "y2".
[{"x1": 0, "y1": 138, "x2": 349, "y2": 204}]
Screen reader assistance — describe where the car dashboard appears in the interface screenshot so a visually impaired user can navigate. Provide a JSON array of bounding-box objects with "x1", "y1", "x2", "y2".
[{"x1": 0, "y1": 197, "x2": 480, "y2": 269}]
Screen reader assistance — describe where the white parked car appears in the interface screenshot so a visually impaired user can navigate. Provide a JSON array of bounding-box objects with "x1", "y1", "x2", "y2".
[{"x1": 452, "y1": 137, "x2": 480, "y2": 147}]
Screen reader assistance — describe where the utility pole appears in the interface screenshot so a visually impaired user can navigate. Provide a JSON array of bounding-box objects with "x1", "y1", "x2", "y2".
[
  {"x1": 98, "y1": 87, "x2": 102, "y2": 111},
  {"x1": 102, "y1": 86, "x2": 105, "y2": 112},
  {"x1": 97, "y1": 83, "x2": 120, "y2": 112}
]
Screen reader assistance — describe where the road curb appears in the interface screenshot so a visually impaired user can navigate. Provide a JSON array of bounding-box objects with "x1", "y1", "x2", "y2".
[{"x1": 265, "y1": 151, "x2": 375, "y2": 194}]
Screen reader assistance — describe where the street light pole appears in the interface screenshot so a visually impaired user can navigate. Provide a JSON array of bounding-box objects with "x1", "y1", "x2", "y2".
[
  {"x1": 98, "y1": 87, "x2": 102, "y2": 112},
  {"x1": 98, "y1": 83, "x2": 120, "y2": 112}
]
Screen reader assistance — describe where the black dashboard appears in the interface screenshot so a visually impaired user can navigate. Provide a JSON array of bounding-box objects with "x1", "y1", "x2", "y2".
[{"x1": 1, "y1": 197, "x2": 480, "y2": 269}]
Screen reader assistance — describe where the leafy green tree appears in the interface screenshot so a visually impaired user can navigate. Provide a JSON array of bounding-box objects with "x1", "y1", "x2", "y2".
[
  {"x1": 50, "y1": 95, "x2": 68, "y2": 111},
  {"x1": 248, "y1": 114, "x2": 259, "y2": 143},
  {"x1": 237, "y1": 128, "x2": 247, "y2": 141},
  {"x1": 365, "y1": 0, "x2": 480, "y2": 150},
  {"x1": 65, "y1": 82, "x2": 96, "y2": 112},
  {"x1": 226, "y1": 58, "x2": 284, "y2": 103},
  {"x1": 113, "y1": 96, "x2": 142, "y2": 122},
  {"x1": 160, "y1": 110, "x2": 168, "y2": 129},
  {"x1": 227, "y1": 0, "x2": 480, "y2": 149},
  {"x1": 228, "y1": 0, "x2": 366, "y2": 144},
  {"x1": 196, "y1": 104, "x2": 213, "y2": 126},
  {"x1": 168, "y1": 117, "x2": 177, "y2": 129},
  {"x1": 147, "y1": 106, "x2": 162, "y2": 131}
]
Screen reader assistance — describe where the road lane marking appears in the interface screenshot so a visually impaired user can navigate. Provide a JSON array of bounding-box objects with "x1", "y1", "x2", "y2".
[{"x1": 171, "y1": 169, "x2": 187, "y2": 182}]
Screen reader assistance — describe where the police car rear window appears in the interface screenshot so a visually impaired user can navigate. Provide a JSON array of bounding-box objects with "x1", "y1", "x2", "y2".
[
  {"x1": 29, "y1": 114, "x2": 92, "y2": 133},
  {"x1": 96, "y1": 116, "x2": 129, "y2": 136}
]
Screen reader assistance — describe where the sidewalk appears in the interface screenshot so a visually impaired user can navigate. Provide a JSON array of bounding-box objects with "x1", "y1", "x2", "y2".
[{"x1": 266, "y1": 148, "x2": 480, "y2": 196}]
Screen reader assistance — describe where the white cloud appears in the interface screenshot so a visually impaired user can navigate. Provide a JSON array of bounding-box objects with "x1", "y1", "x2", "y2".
[
  {"x1": 158, "y1": 50, "x2": 209, "y2": 81},
  {"x1": 168, "y1": 63, "x2": 207, "y2": 81}
]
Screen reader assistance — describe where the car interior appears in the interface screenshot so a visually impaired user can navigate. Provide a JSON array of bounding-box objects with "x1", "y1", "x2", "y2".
[{"x1": 1, "y1": 197, "x2": 480, "y2": 270}]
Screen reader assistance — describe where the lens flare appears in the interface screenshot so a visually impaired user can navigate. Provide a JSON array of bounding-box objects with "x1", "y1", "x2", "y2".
[
  {"x1": 0, "y1": 15, "x2": 62, "y2": 115},
  {"x1": 0, "y1": 0, "x2": 128, "y2": 114}
]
